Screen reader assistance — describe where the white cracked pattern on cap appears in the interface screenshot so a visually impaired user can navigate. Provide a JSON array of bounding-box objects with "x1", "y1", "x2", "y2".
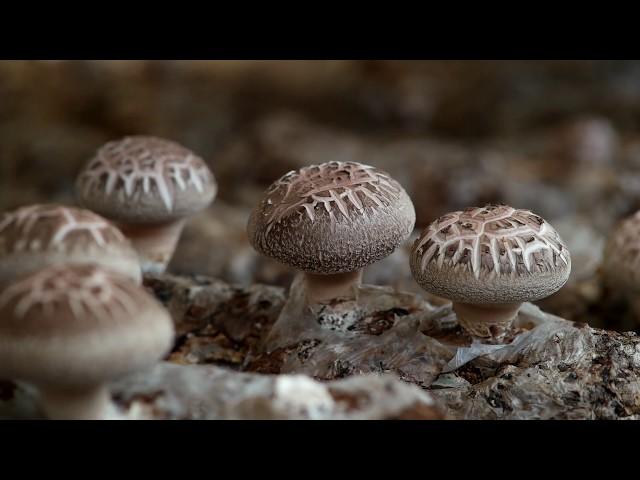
[
  {"x1": 0, "y1": 204, "x2": 141, "y2": 285},
  {"x1": 0, "y1": 264, "x2": 174, "y2": 386},
  {"x1": 0, "y1": 264, "x2": 140, "y2": 323},
  {"x1": 76, "y1": 136, "x2": 216, "y2": 222},
  {"x1": 262, "y1": 161, "x2": 402, "y2": 233},
  {"x1": 410, "y1": 204, "x2": 571, "y2": 303},
  {"x1": 248, "y1": 161, "x2": 415, "y2": 274},
  {"x1": 0, "y1": 204, "x2": 127, "y2": 254}
]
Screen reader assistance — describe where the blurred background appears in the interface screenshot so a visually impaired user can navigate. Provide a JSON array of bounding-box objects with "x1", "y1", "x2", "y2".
[{"x1": 2, "y1": 60, "x2": 640, "y2": 329}]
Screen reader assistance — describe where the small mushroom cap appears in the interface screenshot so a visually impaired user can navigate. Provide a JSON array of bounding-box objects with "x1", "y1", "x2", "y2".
[
  {"x1": 0, "y1": 204, "x2": 141, "y2": 285},
  {"x1": 76, "y1": 136, "x2": 217, "y2": 224},
  {"x1": 247, "y1": 161, "x2": 416, "y2": 274},
  {"x1": 602, "y1": 211, "x2": 640, "y2": 293},
  {"x1": 0, "y1": 264, "x2": 174, "y2": 388},
  {"x1": 410, "y1": 205, "x2": 571, "y2": 304}
]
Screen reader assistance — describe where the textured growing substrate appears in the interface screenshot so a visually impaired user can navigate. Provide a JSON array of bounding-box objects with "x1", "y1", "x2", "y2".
[
  {"x1": 0, "y1": 364, "x2": 444, "y2": 420},
  {"x1": 149, "y1": 274, "x2": 640, "y2": 419},
  {"x1": 2, "y1": 273, "x2": 640, "y2": 419}
]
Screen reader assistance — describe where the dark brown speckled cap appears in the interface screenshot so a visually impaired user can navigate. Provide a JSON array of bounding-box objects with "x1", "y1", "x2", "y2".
[{"x1": 247, "y1": 161, "x2": 416, "y2": 274}]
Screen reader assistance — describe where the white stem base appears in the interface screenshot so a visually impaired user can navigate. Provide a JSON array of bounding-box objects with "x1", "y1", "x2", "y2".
[
  {"x1": 452, "y1": 302, "x2": 522, "y2": 341},
  {"x1": 262, "y1": 271, "x2": 364, "y2": 352},
  {"x1": 38, "y1": 384, "x2": 116, "y2": 420},
  {"x1": 303, "y1": 271, "x2": 363, "y2": 305},
  {"x1": 119, "y1": 219, "x2": 186, "y2": 274}
]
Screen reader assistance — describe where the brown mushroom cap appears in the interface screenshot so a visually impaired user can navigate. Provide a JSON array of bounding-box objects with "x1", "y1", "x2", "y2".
[
  {"x1": 0, "y1": 204, "x2": 141, "y2": 285},
  {"x1": 0, "y1": 264, "x2": 174, "y2": 388},
  {"x1": 410, "y1": 205, "x2": 571, "y2": 304},
  {"x1": 75, "y1": 136, "x2": 217, "y2": 224},
  {"x1": 602, "y1": 211, "x2": 640, "y2": 293},
  {"x1": 247, "y1": 161, "x2": 416, "y2": 274}
]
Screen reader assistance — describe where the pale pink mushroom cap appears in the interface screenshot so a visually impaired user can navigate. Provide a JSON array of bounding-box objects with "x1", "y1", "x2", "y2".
[
  {"x1": 0, "y1": 204, "x2": 141, "y2": 285},
  {"x1": 75, "y1": 136, "x2": 217, "y2": 224},
  {"x1": 0, "y1": 264, "x2": 174, "y2": 388}
]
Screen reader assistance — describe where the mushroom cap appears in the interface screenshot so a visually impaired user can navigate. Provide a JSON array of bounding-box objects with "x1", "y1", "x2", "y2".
[
  {"x1": 247, "y1": 161, "x2": 416, "y2": 274},
  {"x1": 410, "y1": 205, "x2": 571, "y2": 304},
  {"x1": 602, "y1": 211, "x2": 640, "y2": 293},
  {"x1": 0, "y1": 204, "x2": 141, "y2": 286},
  {"x1": 0, "y1": 264, "x2": 174, "y2": 388},
  {"x1": 75, "y1": 136, "x2": 217, "y2": 224}
]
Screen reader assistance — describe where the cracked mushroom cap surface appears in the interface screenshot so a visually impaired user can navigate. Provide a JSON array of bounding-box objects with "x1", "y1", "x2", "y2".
[
  {"x1": 602, "y1": 211, "x2": 640, "y2": 293},
  {"x1": 76, "y1": 136, "x2": 217, "y2": 224},
  {"x1": 247, "y1": 161, "x2": 416, "y2": 274},
  {"x1": 0, "y1": 264, "x2": 174, "y2": 388},
  {"x1": 410, "y1": 205, "x2": 571, "y2": 304},
  {"x1": 0, "y1": 204, "x2": 141, "y2": 285}
]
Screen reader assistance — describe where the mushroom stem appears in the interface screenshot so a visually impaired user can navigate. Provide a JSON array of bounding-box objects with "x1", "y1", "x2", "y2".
[
  {"x1": 303, "y1": 271, "x2": 363, "y2": 304},
  {"x1": 38, "y1": 384, "x2": 114, "y2": 420},
  {"x1": 452, "y1": 302, "x2": 522, "y2": 340},
  {"x1": 118, "y1": 219, "x2": 186, "y2": 274}
]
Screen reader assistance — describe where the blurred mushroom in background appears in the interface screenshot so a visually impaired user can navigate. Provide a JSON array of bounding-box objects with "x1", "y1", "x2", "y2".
[
  {"x1": 76, "y1": 136, "x2": 217, "y2": 274},
  {"x1": 0, "y1": 264, "x2": 174, "y2": 420},
  {"x1": 0, "y1": 204, "x2": 141, "y2": 287}
]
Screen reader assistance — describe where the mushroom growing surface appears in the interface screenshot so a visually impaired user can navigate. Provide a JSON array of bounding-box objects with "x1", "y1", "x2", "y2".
[
  {"x1": 410, "y1": 204, "x2": 571, "y2": 342},
  {"x1": 247, "y1": 161, "x2": 416, "y2": 304},
  {"x1": 0, "y1": 204, "x2": 141, "y2": 287},
  {"x1": 0, "y1": 264, "x2": 174, "y2": 420},
  {"x1": 75, "y1": 136, "x2": 217, "y2": 274}
]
